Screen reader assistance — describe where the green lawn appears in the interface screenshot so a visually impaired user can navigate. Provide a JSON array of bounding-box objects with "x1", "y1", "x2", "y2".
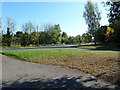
[{"x1": 2, "y1": 49, "x2": 120, "y2": 85}]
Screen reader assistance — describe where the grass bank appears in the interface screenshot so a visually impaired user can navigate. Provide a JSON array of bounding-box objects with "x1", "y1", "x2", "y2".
[
  {"x1": 72, "y1": 44, "x2": 120, "y2": 51},
  {"x1": 2, "y1": 49, "x2": 120, "y2": 85}
]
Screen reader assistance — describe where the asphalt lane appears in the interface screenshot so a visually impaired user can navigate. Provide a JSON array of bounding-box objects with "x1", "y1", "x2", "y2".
[
  {"x1": 1, "y1": 45, "x2": 120, "y2": 51},
  {"x1": 0, "y1": 46, "x2": 79, "y2": 51}
]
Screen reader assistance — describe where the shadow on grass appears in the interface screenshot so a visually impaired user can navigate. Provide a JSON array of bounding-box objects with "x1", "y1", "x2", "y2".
[
  {"x1": 2, "y1": 75, "x2": 116, "y2": 90},
  {"x1": 95, "y1": 45, "x2": 120, "y2": 51},
  {"x1": 87, "y1": 48, "x2": 120, "y2": 52},
  {"x1": 73, "y1": 44, "x2": 120, "y2": 51}
]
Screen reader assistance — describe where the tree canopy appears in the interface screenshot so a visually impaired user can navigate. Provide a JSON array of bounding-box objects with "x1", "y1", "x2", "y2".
[{"x1": 83, "y1": 0, "x2": 101, "y2": 44}]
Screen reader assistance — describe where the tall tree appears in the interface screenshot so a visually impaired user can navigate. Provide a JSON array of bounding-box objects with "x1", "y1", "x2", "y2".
[
  {"x1": 44, "y1": 24, "x2": 62, "y2": 44},
  {"x1": 36, "y1": 25, "x2": 39, "y2": 45},
  {"x1": 5, "y1": 18, "x2": 16, "y2": 46},
  {"x1": 106, "y1": 0, "x2": 120, "y2": 46},
  {"x1": 43, "y1": 24, "x2": 54, "y2": 44},
  {"x1": 22, "y1": 22, "x2": 35, "y2": 45},
  {"x1": 106, "y1": 0, "x2": 120, "y2": 25},
  {"x1": 22, "y1": 21, "x2": 35, "y2": 34},
  {"x1": 52, "y1": 24, "x2": 62, "y2": 44},
  {"x1": 83, "y1": 0, "x2": 101, "y2": 44},
  {"x1": 6, "y1": 27, "x2": 12, "y2": 46}
]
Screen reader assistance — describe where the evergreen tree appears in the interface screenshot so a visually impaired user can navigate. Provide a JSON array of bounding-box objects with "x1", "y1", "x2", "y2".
[{"x1": 61, "y1": 32, "x2": 68, "y2": 44}]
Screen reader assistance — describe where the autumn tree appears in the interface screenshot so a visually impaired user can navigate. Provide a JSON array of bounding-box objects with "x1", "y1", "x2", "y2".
[
  {"x1": 97, "y1": 26, "x2": 115, "y2": 43},
  {"x1": 106, "y1": 0, "x2": 120, "y2": 46}
]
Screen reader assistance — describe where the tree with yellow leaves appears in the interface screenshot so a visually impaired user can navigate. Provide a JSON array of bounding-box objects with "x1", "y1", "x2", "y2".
[{"x1": 105, "y1": 26, "x2": 114, "y2": 42}]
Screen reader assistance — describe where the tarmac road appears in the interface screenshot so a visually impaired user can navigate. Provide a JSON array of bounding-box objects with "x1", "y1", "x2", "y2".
[
  {"x1": 1, "y1": 45, "x2": 119, "y2": 51},
  {"x1": 0, "y1": 45, "x2": 78, "y2": 51}
]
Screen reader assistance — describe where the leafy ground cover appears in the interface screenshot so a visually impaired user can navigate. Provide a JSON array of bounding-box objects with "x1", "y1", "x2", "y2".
[{"x1": 2, "y1": 49, "x2": 120, "y2": 85}]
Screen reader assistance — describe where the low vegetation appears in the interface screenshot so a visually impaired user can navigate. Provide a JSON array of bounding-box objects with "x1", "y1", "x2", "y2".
[
  {"x1": 72, "y1": 44, "x2": 120, "y2": 50},
  {"x1": 2, "y1": 49, "x2": 120, "y2": 85}
]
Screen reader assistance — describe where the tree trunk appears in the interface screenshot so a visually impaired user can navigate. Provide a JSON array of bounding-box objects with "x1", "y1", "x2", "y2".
[{"x1": 94, "y1": 36, "x2": 97, "y2": 45}]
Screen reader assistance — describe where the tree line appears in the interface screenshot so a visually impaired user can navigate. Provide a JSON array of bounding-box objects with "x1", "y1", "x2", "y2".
[
  {"x1": 83, "y1": 0, "x2": 120, "y2": 46},
  {"x1": 1, "y1": 19, "x2": 92, "y2": 46},
  {"x1": 0, "y1": 0, "x2": 120, "y2": 47}
]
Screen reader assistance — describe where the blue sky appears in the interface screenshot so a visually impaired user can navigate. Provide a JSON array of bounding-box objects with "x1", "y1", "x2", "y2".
[{"x1": 2, "y1": 1, "x2": 109, "y2": 36}]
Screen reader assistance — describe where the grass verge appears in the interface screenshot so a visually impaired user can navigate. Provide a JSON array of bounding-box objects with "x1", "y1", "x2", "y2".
[
  {"x1": 2, "y1": 49, "x2": 120, "y2": 85},
  {"x1": 72, "y1": 44, "x2": 120, "y2": 50}
]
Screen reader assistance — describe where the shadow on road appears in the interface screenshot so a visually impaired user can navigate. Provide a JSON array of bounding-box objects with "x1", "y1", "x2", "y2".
[{"x1": 2, "y1": 75, "x2": 113, "y2": 89}]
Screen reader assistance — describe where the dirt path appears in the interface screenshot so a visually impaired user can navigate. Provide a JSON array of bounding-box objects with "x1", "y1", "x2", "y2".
[{"x1": 1, "y1": 54, "x2": 117, "y2": 89}]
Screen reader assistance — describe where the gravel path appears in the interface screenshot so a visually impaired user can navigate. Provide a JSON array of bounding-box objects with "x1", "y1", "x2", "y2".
[{"x1": 1, "y1": 54, "x2": 118, "y2": 89}]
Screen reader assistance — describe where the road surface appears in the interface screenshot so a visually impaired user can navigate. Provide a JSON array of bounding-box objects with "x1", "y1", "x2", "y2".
[{"x1": 1, "y1": 45, "x2": 119, "y2": 51}]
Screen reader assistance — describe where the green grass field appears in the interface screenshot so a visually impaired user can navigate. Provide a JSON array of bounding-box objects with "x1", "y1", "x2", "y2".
[{"x1": 2, "y1": 49, "x2": 120, "y2": 85}]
